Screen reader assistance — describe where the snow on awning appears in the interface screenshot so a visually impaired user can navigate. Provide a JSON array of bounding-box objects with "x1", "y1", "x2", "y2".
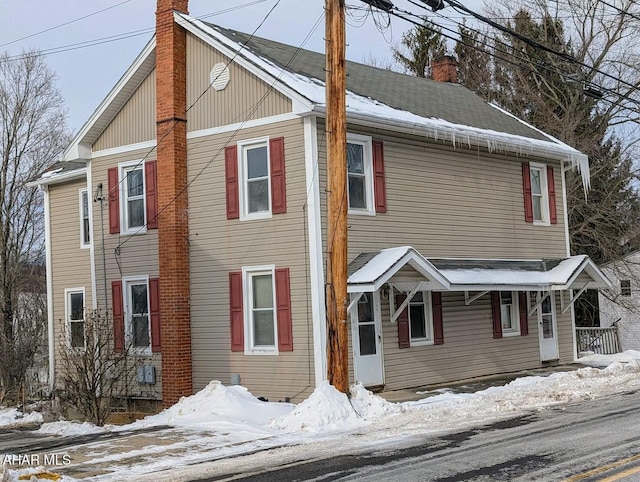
[
  {"x1": 430, "y1": 255, "x2": 612, "y2": 291},
  {"x1": 347, "y1": 247, "x2": 450, "y2": 293}
]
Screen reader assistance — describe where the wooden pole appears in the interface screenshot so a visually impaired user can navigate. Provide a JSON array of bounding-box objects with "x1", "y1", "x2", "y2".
[{"x1": 325, "y1": 0, "x2": 349, "y2": 394}]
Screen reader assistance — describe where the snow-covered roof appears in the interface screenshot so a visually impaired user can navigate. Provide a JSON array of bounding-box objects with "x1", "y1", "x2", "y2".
[
  {"x1": 348, "y1": 248, "x2": 611, "y2": 293},
  {"x1": 27, "y1": 160, "x2": 87, "y2": 188}
]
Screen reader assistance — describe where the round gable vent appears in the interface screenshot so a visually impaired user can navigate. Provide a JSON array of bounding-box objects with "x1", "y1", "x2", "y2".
[{"x1": 210, "y1": 63, "x2": 230, "y2": 91}]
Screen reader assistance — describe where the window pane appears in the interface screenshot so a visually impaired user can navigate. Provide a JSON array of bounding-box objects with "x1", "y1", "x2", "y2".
[
  {"x1": 347, "y1": 143, "x2": 364, "y2": 174},
  {"x1": 70, "y1": 321, "x2": 85, "y2": 348},
  {"x1": 358, "y1": 325, "x2": 376, "y2": 355},
  {"x1": 530, "y1": 169, "x2": 542, "y2": 195},
  {"x1": 410, "y1": 304, "x2": 427, "y2": 339},
  {"x1": 532, "y1": 195, "x2": 542, "y2": 221},
  {"x1": 131, "y1": 284, "x2": 148, "y2": 314},
  {"x1": 412, "y1": 292, "x2": 423, "y2": 302},
  {"x1": 357, "y1": 294, "x2": 373, "y2": 322},
  {"x1": 348, "y1": 175, "x2": 366, "y2": 209},
  {"x1": 501, "y1": 305, "x2": 513, "y2": 330},
  {"x1": 252, "y1": 274, "x2": 273, "y2": 309},
  {"x1": 253, "y1": 310, "x2": 275, "y2": 346},
  {"x1": 248, "y1": 179, "x2": 269, "y2": 213},
  {"x1": 247, "y1": 146, "x2": 268, "y2": 179},
  {"x1": 83, "y1": 219, "x2": 90, "y2": 244},
  {"x1": 70, "y1": 293, "x2": 83, "y2": 321},
  {"x1": 128, "y1": 198, "x2": 145, "y2": 228},
  {"x1": 133, "y1": 315, "x2": 150, "y2": 347},
  {"x1": 127, "y1": 169, "x2": 144, "y2": 197}
]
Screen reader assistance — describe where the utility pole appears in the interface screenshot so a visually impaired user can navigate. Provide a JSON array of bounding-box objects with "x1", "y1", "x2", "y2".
[{"x1": 325, "y1": 0, "x2": 349, "y2": 394}]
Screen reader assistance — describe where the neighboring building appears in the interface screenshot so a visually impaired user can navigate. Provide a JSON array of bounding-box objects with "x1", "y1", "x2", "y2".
[
  {"x1": 598, "y1": 251, "x2": 640, "y2": 351},
  {"x1": 30, "y1": 0, "x2": 611, "y2": 409}
]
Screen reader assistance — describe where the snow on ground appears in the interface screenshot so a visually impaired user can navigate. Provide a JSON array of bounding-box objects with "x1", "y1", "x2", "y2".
[
  {"x1": 0, "y1": 407, "x2": 42, "y2": 428},
  {"x1": 577, "y1": 349, "x2": 640, "y2": 367},
  {"x1": 9, "y1": 352, "x2": 640, "y2": 481}
]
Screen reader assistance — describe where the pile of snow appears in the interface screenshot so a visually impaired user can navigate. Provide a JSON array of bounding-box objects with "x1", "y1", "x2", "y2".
[
  {"x1": 0, "y1": 407, "x2": 42, "y2": 428},
  {"x1": 577, "y1": 349, "x2": 640, "y2": 367},
  {"x1": 128, "y1": 380, "x2": 294, "y2": 431},
  {"x1": 37, "y1": 420, "x2": 107, "y2": 436}
]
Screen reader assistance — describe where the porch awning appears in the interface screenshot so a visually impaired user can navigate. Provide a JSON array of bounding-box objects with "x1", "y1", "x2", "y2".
[
  {"x1": 347, "y1": 248, "x2": 612, "y2": 293},
  {"x1": 347, "y1": 246, "x2": 450, "y2": 293},
  {"x1": 429, "y1": 255, "x2": 612, "y2": 291}
]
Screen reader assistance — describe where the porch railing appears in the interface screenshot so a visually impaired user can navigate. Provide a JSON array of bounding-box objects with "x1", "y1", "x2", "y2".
[{"x1": 576, "y1": 325, "x2": 621, "y2": 356}]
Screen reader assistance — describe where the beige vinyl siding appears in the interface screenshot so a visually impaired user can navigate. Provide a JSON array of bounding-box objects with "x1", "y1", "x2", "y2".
[
  {"x1": 379, "y1": 291, "x2": 570, "y2": 390},
  {"x1": 189, "y1": 118, "x2": 313, "y2": 402},
  {"x1": 94, "y1": 71, "x2": 156, "y2": 151},
  {"x1": 91, "y1": 148, "x2": 162, "y2": 399},
  {"x1": 186, "y1": 34, "x2": 292, "y2": 132},
  {"x1": 49, "y1": 179, "x2": 93, "y2": 378},
  {"x1": 555, "y1": 292, "x2": 575, "y2": 363}
]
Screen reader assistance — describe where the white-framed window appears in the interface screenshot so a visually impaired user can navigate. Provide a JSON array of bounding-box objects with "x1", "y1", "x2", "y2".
[
  {"x1": 347, "y1": 133, "x2": 375, "y2": 215},
  {"x1": 407, "y1": 292, "x2": 434, "y2": 345},
  {"x1": 119, "y1": 161, "x2": 146, "y2": 234},
  {"x1": 65, "y1": 288, "x2": 85, "y2": 349},
  {"x1": 500, "y1": 291, "x2": 520, "y2": 336},
  {"x1": 530, "y1": 162, "x2": 549, "y2": 225},
  {"x1": 239, "y1": 138, "x2": 272, "y2": 220},
  {"x1": 79, "y1": 189, "x2": 90, "y2": 248},
  {"x1": 243, "y1": 265, "x2": 278, "y2": 354},
  {"x1": 123, "y1": 277, "x2": 151, "y2": 353},
  {"x1": 621, "y1": 280, "x2": 632, "y2": 297}
]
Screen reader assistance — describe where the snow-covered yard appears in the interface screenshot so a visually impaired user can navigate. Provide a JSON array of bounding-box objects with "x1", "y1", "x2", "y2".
[{"x1": 4, "y1": 351, "x2": 640, "y2": 481}]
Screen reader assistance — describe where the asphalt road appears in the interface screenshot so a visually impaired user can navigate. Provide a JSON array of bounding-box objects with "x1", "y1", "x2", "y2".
[{"x1": 212, "y1": 390, "x2": 640, "y2": 482}]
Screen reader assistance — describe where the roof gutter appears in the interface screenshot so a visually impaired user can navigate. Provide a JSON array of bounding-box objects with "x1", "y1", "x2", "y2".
[{"x1": 26, "y1": 167, "x2": 87, "y2": 188}]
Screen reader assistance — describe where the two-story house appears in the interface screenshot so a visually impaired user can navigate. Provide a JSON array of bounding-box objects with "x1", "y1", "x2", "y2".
[{"x1": 31, "y1": 0, "x2": 610, "y2": 409}]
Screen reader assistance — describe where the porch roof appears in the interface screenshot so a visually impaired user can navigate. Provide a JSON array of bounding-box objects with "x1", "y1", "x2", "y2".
[{"x1": 347, "y1": 248, "x2": 611, "y2": 293}]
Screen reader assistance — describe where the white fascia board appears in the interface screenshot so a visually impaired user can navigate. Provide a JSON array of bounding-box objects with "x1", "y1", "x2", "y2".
[
  {"x1": 174, "y1": 12, "x2": 314, "y2": 115},
  {"x1": 63, "y1": 37, "x2": 156, "y2": 161},
  {"x1": 448, "y1": 284, "x2": 551, "y2": 292},
  {"x1": 347, "y1": 283, "x2": 377, "y2": 293},
  {"x1": 564, "y1": 259, "x2": 612, "y2": 290},
  {"x1": 27, "y1": 168, "x2": 87, "y2": 188}
]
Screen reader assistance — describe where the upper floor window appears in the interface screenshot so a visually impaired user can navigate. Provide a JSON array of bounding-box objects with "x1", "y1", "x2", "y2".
[
  {"x1": 241, "y1": 140, "x2": 271, "y2": 219},
  {"x1": 347, "y1": 134, "x2": 375, "y2": 215},
  {"x1": 107, "y1": 160, "x2": 157, "y2": 235},
  {"x1": 79, "y1": 189, "x2": 90, "y2": 248},
  {"x1": 523, "y1": 162, "x2": 557, "y2": 225},
  {"x1": 621, "y1": 280, "x2": 632, "y2": 296},
  {"x1": 65, "y1": 288, "x2": 85, "y2": 349}
]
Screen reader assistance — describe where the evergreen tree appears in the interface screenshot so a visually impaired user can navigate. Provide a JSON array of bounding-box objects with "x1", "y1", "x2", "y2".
[{"x1": 392, "y1": 22, "x2": 445, "y2": 78}]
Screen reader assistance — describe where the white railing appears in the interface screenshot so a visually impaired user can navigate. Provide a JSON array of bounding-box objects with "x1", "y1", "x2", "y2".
[{"x1": 576, "y1": 326, "x2": 621, "y2": 355}]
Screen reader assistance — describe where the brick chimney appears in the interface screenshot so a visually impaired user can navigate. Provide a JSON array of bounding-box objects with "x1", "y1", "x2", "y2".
[
  {"x1": 431, "y1": 55, "x2": 458, "y2": 83},
  {"x1": 156, "y1": 0, "x2": 192, "y2": 407}
]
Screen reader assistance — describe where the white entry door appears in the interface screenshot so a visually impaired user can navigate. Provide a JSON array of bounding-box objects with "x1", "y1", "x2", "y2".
[
  {"x1": 538, "y1": 293, "x2": 559, "y2": 361},
  {"x1": 352, "y1": 292, "x2": 384, "y2": 386}
]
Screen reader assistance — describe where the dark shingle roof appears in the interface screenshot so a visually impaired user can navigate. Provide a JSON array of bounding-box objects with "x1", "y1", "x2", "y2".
[{"x1": 206, "y1": 23, "x2": 550, "y2": 142}]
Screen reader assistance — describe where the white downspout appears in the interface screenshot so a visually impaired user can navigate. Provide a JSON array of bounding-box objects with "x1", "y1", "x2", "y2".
[
  {"x1": 304, "y1": 116, "x2": 327, "y2": 386},
  {"x1": 87, "y1": 159, "x2": 98, "y2": 310},
  {"x1": 42, "y1": 185, "x2": 55, "y2": 395},
  {"x1": 562, "y1": 161, "x2": 578, "y2": 361}
]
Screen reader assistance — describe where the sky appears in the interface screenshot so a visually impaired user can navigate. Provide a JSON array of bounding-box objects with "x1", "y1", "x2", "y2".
[
  {"x1": 4, "y1": 351, "x2": 640, "y2": 481},
  {"x1": 0, "y1": 0, "x2": 484, "y2": 134}
]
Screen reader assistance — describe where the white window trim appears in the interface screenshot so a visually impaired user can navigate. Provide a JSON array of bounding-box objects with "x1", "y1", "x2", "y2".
[
  {"x1": 346, "y1": 133, "x2": 375, "y2": 216},
  {"x1": 530, "y1": 162, "x2": 550, "y2": 226},
  {"x1": 79, "y1": 189, "x2": 90, "y2": 249},
  {"x1": 122, "y1": 275, "x2": 151, "y2": 355},
  {"x1": 118, "y1": 160, "x2": 147, "y2": 235},
  {"x1": 238, "y1": 137, "x2": 273, "y2": 221},
  {"x1": 64, "y1": 287, "x2": 85, "y2": 349},
  {"x1": 242, "y1": 265, "x2": 279, "y2": 355},
  {"x1": 500, "y1": 291, "x2": 521, "y2": 337},
  {"x1": 408, "y1": 291, "x2": 434, "y2": 347}
]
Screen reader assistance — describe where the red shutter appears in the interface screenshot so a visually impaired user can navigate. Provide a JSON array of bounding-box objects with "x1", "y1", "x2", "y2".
[
  {"x1": 108, "y1": 167, "x2": 120, "y2": 234},
  {"x1": 518, "y1": 291, "x2": 529, "y2": 336},
  {"x1": 522, "y1": 163, "x2": 533, "y2": 223},
  {"x1": 432, "y1": 292, "x2": 444, "y2": 345},
  {"x1": 372, "y1": 140, "x2": 387, "y2": 213},
  {"x1": 149, "y1": 278, "x2": 161, "y2": 352},
  {"x1": 112, "y1": 280, "x2": 124, "y2": 352},
  {"x1": 396, "y1": 293, "x2": 410, "y2": 348},
  {"x1": 145, "y1": 160, "x2": 158, "y2": 229},
  {"x1": 270, "y1": 137, "x2": 287, "y2": 215},
  {"x1": 275, "y1": 268, "x2": 293, "y2": 351},
  {"x1": 229, "y1": 271, "x2": 244, "y2": 351},
  {"x1": 491, "y1": 291, "x2": 503, "y2": 339},
  {"x1": 547, "y1": 165, "x2": 557, "y2": 224},
  {"x1": 225, "y1": 146, "x2": 240, "y2": 220}
]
